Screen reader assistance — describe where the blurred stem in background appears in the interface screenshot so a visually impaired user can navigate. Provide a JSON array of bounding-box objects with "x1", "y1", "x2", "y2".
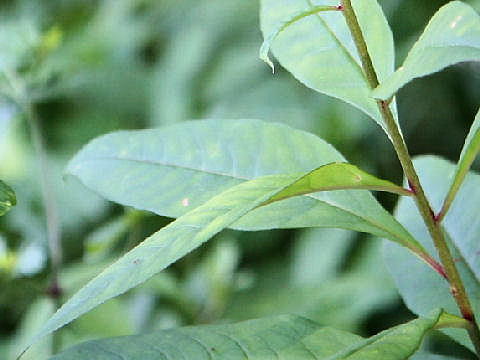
[{"x1": 24, "y1": 103, "x2": 62, "y2": 353}]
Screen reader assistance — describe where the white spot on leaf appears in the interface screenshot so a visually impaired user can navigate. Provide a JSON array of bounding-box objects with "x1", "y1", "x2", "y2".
[
  {"x1": 450, "y1": 15, "x2": 462, "y2": 29},
  {"x1": 182, "y1": 198, "x2": 189, "y2": 207}
]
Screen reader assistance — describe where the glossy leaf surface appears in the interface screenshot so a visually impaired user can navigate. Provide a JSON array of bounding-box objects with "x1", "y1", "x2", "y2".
[
  {"x1": 384, "y1": 156, "x2": 480, "y2": 352},
  {"x1": 0, "y1": 179, "x2": 16, "y2": 216},
  {"x1": 50, "y1": 312, "x2": 445, "y2": 359},
  {"x1": 438, "y1": 107, "x2": 480, "y2": 221},
  {"x1": 260, "y1": 0, "x2": 395, "y2": 132},
  {"x1": 67, "y1": 119, "x2": 415, "y2": 248},
  {"x1": 373, "y1": 1, "x2": 480, "y2": 100}
]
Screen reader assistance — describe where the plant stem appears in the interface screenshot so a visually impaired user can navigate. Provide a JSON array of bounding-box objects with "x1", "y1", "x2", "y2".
[
  {"x1": 341, "y1": 0, "x2": 480, "y2": 355},
  {"x1": 25, "y1": 103, "x2": 63, "y2": 354}
]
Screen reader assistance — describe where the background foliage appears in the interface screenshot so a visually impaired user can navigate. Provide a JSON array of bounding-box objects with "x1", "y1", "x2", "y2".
[{"x1": 0, "y1": 0, "x2": 479, "y2": 359}]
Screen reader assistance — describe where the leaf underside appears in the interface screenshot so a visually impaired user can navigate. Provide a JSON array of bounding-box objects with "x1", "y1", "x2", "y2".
[
  {"x1": 26, "y1": 155, "x2": 424, "y2": 355},
  {"x1": 260, "y1": 0, "x2": 397, "y2": 134},
  {"x1": 67, "y1": 119, "x2": 415, "y2": 247}
]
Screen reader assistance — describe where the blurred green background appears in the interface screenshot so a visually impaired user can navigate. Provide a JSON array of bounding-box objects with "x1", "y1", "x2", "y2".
[{"x1": 0, "y1": 0, "x2": 479, "y2": 359}]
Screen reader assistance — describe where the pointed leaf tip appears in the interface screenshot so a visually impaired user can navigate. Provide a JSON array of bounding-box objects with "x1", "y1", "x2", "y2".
[{"x1": 259, "y1": 41, "x2": 275, "y2": 73}]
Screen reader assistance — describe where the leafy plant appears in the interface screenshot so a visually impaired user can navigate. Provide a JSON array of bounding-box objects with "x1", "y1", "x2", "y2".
[
  {"x1": 5, "y1": 0, "x2": 480, "y2": 359},
  {"x1": 0, "y1": 180, "x2": 16, "y2": 216}
]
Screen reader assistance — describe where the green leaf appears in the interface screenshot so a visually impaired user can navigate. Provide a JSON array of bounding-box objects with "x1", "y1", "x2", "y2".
[
  {"x1": 0, "y1": 179, "x2": 16, "y2": 216},
  {"x1": 372, "y1": 1, "x2": 480, "y2": 100},
  {"x1": 24, "y1": 163, "x2": 425, "y2": 355},
  {"x1": 437, "y1": 107, "x2": 480, "y2": 221},
  {"x1": 49, "y1": 312, "x2": 445, "y2": 360},
  {"x1": 66, "y1": 119, "x2": 416, "y2": 253},
  {"x1": 260, "y1": 0, "x2": 395, "y2": 132},
  {"x1": 384, "y1": 156, "x2": 480, "y2": 352}
]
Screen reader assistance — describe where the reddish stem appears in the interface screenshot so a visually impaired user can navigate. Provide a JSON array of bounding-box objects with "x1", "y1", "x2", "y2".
[{"x1": 420, "y1": 253, "x2": 447, "y2": 279}]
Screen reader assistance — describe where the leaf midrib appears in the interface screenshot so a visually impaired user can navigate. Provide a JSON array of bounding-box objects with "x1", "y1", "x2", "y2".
[{"x1": 305, "y1": 0, "x2": 364, "y2": 78}]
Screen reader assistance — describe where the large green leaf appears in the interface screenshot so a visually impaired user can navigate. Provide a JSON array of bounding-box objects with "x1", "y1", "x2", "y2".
[
  {"x1": 25, "y1": 163, "x2": 417, "y2": 355},
  {"x1": 437, "y1": 107, "x2": 480, "y2": 221},
  {"x1": 0, "y1": 179, "x2": 16, "y2": 216},
  {"x1": 372, "y1": 1, "x2": 480, "y2": 100},
  {"x1": 260, "y1": 0, "x2": 395, "y2": 132},
  {"x1": 49, "y1": 311, "x2": 450, "y2": 360},
  {"x1": 384, "y1": 156, "x2": 480, "y2": 352},
  {"x1": 66, "y1": 119, "x2": 415, "y2": 251}
]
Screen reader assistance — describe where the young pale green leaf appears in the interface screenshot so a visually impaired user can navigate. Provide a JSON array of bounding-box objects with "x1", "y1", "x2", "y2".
[
  {"x1": 0, "y1": 179, "x2": 16, "y2": 216},
  {"x1": 437, "y1": 108, "x2": 480, "y2": 222},
  {"x1": 66, "y1": 119, "x2": 417, "y2": 255},
  {"x1": 24, "y1": 163, "x2": 426, "y2": 356},
  {"x1": 372, "y1": 1, "x2": 480, "y2": 100},
  {"x1": 384, "y1": 156, "x2": 480, "y2": 352},
  {"x1": 49, "y1": 311, "x2": 446, "y2": 360},
  {"x1": 267, "y1": 162, "x2": 412, "y2": 203},
  {"x1": 260, "y1": 0, "x2": 395, "y2": 133}
]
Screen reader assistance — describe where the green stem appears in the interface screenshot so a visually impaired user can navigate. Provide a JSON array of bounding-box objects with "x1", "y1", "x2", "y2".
[
  {"x1": 25, "y1": 103, "x2": 63, "y2": 354},
  {"x1": 341, "y1": 0, "x2": 480, "y2": 355}
]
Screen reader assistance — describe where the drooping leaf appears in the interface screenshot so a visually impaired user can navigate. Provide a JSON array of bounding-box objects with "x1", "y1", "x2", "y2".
[
  {"x1": 25, "y1": 162, "x2": 427, "y2": 355},
  {"x1": 66, "y1": 119, "x2": 416, "y2": 253},
  {"x1": 0, "y1": 179, "x2": 16, "y2": 216},
  {"x1": 372, "y1": 1, "x2": 480, "y2": 100},
  {"x1": 260, "y1": 0, "x2": 395, "y2": 132},
  {"x1": 259, "y1": 5, "x2": 341, "y2": 73},
  {"x1": 49, "y1": 311, "x2": 448, "y2": 360},
  {"x1": 384, "y1": 156, "x2": 480, "y2": 352},
  {"x1": 437, "y1": 107, "x2": 480, "y2": 221}
]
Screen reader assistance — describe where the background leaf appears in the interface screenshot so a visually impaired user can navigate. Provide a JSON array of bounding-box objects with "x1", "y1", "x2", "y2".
[
  {"x1": 0, "y1": 179, "x2": 16, "y2": 216},
  {"x1": 372, "y1": 1, "x2": 480, "y2": 100},
  {"x1": 260, "y1": 0, "x2": 395, "y2": 132},
  {"x1": 49, "y1": 312, "x2": 444, "y2": 360},
  {"x1": 226, "y1": 230, "x2": 399, "y2": 333},
  {"x1": 384, "y1": 156, "x2": 480, "y2": 353},
  {"x1": 67, "y1": 119, "x2": 417, "y2": 249}
]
